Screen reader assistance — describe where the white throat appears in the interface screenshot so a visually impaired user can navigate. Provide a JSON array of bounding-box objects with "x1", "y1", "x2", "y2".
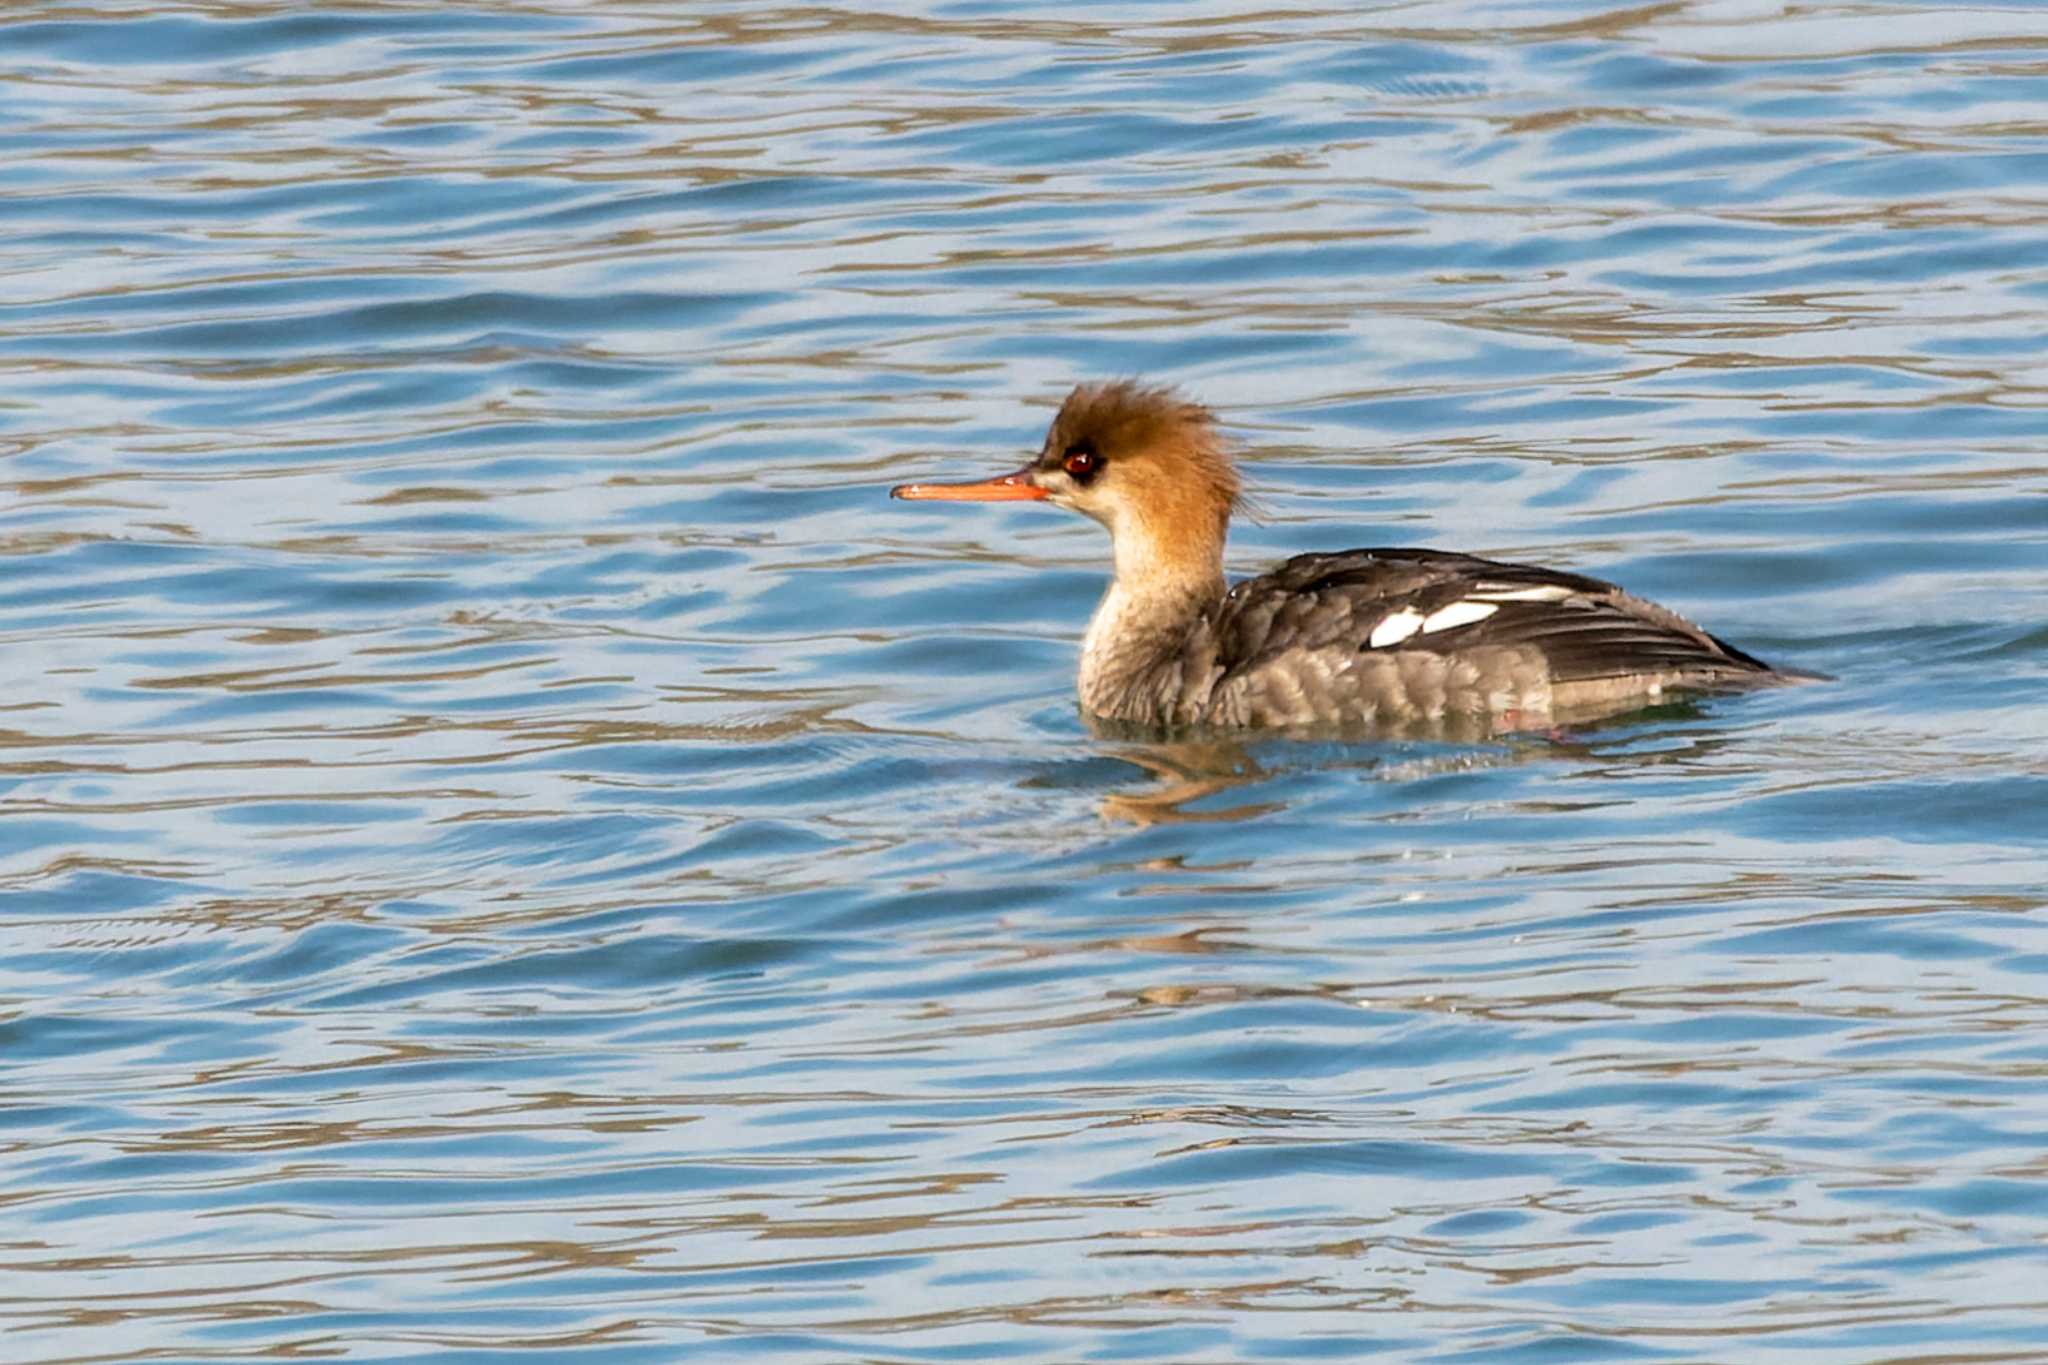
[{"x1": 1074, "y1": 511, "x2": 1224, "y2": 716}]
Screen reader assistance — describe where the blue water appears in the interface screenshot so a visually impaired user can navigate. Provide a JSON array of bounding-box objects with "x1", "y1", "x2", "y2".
[{"x1": 4, "y1": 4, "x2": 2046, "y2": 1361}]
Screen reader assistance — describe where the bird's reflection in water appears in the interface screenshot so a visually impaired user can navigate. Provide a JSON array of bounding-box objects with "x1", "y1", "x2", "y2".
[
  {"x1": 1093, "y1": 740, "x2": 1278, "y2": 826},
  {"x1": 1085, "y1": 698, "x2": 1737, "y2": 827}
]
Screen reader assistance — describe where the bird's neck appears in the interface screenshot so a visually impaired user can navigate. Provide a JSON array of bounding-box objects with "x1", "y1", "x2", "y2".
[{"x1": 1077, "y1": 516, "x2": 1226, "y2": 719}]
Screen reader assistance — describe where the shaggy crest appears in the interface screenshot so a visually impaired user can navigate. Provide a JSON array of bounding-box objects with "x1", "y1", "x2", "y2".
[{"x1": 1038, "y1": 381, "x2": 1244, "y2": 536}]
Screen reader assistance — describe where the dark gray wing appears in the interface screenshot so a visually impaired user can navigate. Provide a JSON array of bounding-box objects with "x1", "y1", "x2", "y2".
[{"x1": 1210, "y1": 548, "x2": 1776, "y2": 686}]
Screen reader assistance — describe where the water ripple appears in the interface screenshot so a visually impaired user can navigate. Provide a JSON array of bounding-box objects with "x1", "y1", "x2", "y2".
[{"x1": 2, "y1": 2, "x2": 2046, "y2": 1362}]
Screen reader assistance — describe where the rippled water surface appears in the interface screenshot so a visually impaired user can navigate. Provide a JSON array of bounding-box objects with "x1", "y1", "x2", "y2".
[{"x1": 5, "y1": 3, "x2": 2048, "y2": 1361}]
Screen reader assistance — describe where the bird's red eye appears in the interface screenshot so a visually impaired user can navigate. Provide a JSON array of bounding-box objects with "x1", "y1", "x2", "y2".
[{"x1": 1062, "y1": 442, "x2": 1100, "y2": 481}]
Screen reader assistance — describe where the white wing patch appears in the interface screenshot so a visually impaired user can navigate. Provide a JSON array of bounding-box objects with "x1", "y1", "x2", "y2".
[
  {"x1": 1468, "y1": 583, "x2": 1577, "y2": 603},
  {"x1": 1369, "y1": 599, "x2": 1505, "y2": 649},
  {"x1": 1420, "y1": 600, "x2": 1498, "y2": 633},
  {"x1": 1368, "y1": 608, "x2": 1425, "y2": 648},
  {"x1": 1368, "y1": 588, "x2": 1578, "y2": 649}
]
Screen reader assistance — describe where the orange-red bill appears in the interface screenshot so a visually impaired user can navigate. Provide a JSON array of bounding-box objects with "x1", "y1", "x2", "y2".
[{"x1": 890, "y1": 467, "x2": 1047, "y2": 502}]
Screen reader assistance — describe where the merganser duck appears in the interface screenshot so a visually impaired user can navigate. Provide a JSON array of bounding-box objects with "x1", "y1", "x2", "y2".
[{"x1": 891, "y1": 381, "x2": 1809, "y2": 732}]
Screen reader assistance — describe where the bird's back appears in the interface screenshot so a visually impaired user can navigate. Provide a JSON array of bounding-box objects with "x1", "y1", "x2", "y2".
[{"x1": 1134, "y1": 548, "x2": 1789, "y2": 731}]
